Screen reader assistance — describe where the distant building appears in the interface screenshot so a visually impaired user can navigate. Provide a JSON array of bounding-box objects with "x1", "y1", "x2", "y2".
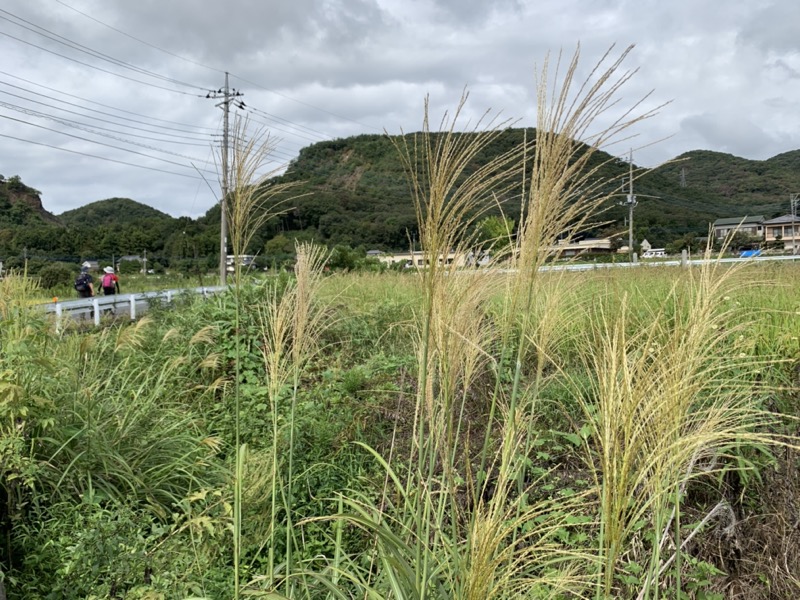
[
  {"x1": 552, "y1": 238, "x2": 614, "y2": 258},
  {"x1": 763, "y1": 214, "x2": 800, "y2": 252},
  {"x1": 117, "y1": 255, "x2": 141, "y2": 265},
  {"x1": 226, "y1": 254, "x2": 256, "y2": 272},
  {"x1": 377, "y1": 250, "x2": 471, "y2": 268},
  {"x1": 712, "y1": 216, "x2": 764, "y2": 239}
]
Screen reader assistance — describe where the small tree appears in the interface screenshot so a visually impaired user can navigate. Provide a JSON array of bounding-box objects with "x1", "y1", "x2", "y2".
[
  {"x1": 37, "y1": 262, "x2": 74, "y2": 289},
  {"x1": 118, "y1": 259, "x2": 141, "y2": 275}
]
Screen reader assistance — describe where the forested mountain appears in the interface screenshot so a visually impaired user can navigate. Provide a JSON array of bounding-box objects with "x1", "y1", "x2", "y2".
[
  {"x1": 653, "y1": 150, "x2": 800, "y2": 217},
  {"x1": 59, "y1": 198, "x2": 173, "y2": 227},
  {"x1": 2, "y1": 131, "x2": 799, "y2": 271}
]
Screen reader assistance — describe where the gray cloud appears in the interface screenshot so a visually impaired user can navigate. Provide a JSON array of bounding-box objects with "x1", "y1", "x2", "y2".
[
  {"x1": 0, "y1": 0, "x2": 799, "y2": 217},
  {"x1": 680, "y1": 112, "x2": 776, "y2": 159}
]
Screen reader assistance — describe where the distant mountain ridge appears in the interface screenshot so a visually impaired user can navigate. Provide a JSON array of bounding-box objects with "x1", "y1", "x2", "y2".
[
  {"x1": 59, "y1": 197, "x2": 175, "y2": 227},
  {"x1": 3, "y1": 132, "x2": 800, "y2": 255},
  {"x1": 653, "y1": 149, "x2": 800, "y2": 218}
]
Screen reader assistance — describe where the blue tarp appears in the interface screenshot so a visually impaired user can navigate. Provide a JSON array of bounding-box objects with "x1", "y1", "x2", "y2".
[{"x1": 739, "y1": 250, "x2": 761, "y2": 258}]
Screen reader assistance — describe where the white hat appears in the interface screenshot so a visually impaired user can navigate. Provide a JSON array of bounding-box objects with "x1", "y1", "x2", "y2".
[
  {"x1": 103, "y1": 266, "x2": 114, "y2": 273},
  {"x1": 81, "y1": 261, "x2": 91, "y2": 268}
]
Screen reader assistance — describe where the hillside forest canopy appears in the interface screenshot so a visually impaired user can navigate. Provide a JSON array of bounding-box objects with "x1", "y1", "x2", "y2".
[{"x1": 2, "y1": 131, "x2": 800, "y2": 274}]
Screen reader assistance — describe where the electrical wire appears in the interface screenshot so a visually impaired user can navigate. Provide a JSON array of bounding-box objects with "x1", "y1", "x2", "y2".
[
  {"x1": 0, "y1": 10, "x2": 208, "y2": 91},
  {"x1": 0, "y1": 69, "x2": 219, "y2": 131},
  {"x1": 0, "y1": 29, "x2": 202, "y2": 96},
  {"x1": 1, "y1": 113, "x2": 216, "y2": 174},
  {"x1": 1, "y1": 101, "x2": 218, "y2": 164},
  {"x1": 0, "y1": 132, "x2": 203, "y2": 179},
  {"x1": 0, "y1": 98, "x2": 213, "y2": 148},
  {"x1": 0, "y1": 80, "x2": 215, "y2": 140},
  {"x1": 50, "y1": 1, "x2": 381, "y2": 136},
  {"x1": 55, "y1": 0, "x2": 225, "y2": 76}
]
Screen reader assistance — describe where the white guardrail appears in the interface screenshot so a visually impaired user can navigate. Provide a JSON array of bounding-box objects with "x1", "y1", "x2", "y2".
[
  {"x1": 537, "y1": 253, "x2": 800, "y2": 272},
  {"x1": 41, "y1": 286, "x2": 227, "y2": 330},
  {"x1": 38, "y1": 254, "x2": 800, "y2": 329}
]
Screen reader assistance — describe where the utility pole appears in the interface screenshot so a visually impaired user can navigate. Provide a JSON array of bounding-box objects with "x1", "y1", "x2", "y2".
[
  {"x1": 206, "y1": 72, "x2": 244, "y2": 285},
  {"x1": 618, "y1": 150, "x2": 638, "y2": 261},
  {"x1": 791, "y1": 193, "x2": 799, "y2": 255},
  {"x1": 617, "y1": 150, "x2": 658, "y2": 262}
]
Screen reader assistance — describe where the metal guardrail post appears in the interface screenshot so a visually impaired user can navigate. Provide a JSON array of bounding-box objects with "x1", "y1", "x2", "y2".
[
  {"x1": 129, "y1": 294, "x2": 136, "y2": 321},
  {"x1": 55, "y1": 302, "x2": 62, "y2": 333},
  {"x1": 92, "y1": 299, "x2": 100, "y2": 327}
]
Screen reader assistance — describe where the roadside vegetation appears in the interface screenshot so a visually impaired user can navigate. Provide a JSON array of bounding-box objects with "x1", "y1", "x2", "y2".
[{"x1": 1, "y1": 46, "x2": 799, "y2": 600}]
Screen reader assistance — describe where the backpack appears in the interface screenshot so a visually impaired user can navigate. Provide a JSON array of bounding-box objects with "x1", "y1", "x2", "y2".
[
  {"x1": 74, "y1": 273, "x2": 91, "y2": 292},
  {"x1": 102, "y1": 273, "x2": 115, "y2": 288}
]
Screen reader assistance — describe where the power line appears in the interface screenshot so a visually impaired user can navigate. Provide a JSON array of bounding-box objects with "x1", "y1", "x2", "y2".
[
  {"x1": 1, "y1": 113, "x2": 216, "y2": 174},
  {"x1": 248, "y1": 107, "x2": 336, "y2": 141},
  {"x1": 0, "y1": 29, "x2": 201, "y2": 96},
  {"x1": 55, "y1": 0, "x2": 225, "y2": 76},
  {"x1": 0, "y1": 80, "x2": 215, "y2": 140},
  {"x1": 0, "y1": 101, "x2": 218, "y2": 164},
  {"x1": 0, "y1": 132, "x2": 204, "y2": 179},
  {"x1": 229, "y1": 73, "x2": 382, "y2": 132},
  {"x1": 49, "y1": 2, "x2": 381, "y2": 135},
  {"x1": 0, "y1": 8, "x2": 208, "y2": 92},
  {"x1": 0, "y1": 98, "x2": 212, "y2": 148},
  {"x1": 0, "y1": 69, "x2": 219, "y2": 131},
  {"x1": 245, "y1": 109, "x2": 330, "y2": 145}
]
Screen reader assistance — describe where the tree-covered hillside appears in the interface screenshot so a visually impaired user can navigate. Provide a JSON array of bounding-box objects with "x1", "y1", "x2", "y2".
[
  {"x1": 59, "y1": 197, "x2": 173, "y2": 227},
  {"x1": 653, "y1": 150, "x2": 800, "y2": 218},
  {"x1": 0, "y1": 174, "x2": 60, "y2": 228},
  {"x1": 3, "y1": 132, "x2": 800, "y2": 269}
]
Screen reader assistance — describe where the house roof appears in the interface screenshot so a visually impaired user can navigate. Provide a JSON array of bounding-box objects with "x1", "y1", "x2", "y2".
[
  {"x1": 762, "y1": 214, "x2": 799, "y2": 225},
  {"x1": 712, "y1": 216, "x2": 765, "y2": 227}
]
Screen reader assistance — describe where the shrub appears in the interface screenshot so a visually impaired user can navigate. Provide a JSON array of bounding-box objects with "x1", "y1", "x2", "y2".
[{"x1": 36, "y1": 262, "x2": 75, "y2": 289}]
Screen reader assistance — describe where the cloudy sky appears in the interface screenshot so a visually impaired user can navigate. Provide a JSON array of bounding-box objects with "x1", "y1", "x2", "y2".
[{"x1": 1, "y1": 0, "x2": 798, "y2": 218}]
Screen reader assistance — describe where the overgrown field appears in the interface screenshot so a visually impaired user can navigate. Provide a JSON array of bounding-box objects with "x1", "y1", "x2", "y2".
[
  {"x1": 3, "y1": 47, "x2": 800, "y2": 600},
  {"x1": 1, "y1": 259, "x2": 798, "y2": 599}
]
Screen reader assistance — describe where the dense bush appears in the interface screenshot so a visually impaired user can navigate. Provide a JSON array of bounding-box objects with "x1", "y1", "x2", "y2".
[{"x1": 36, "y1": 261, "x2": 75, "y2": 289}]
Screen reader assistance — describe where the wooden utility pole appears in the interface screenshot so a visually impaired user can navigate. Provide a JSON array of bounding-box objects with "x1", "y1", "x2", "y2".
[{"x1": 207, "y1": 72, "x2": 243, "y2": 285}]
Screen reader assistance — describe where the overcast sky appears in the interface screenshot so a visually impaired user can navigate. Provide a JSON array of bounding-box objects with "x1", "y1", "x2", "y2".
[{"x1": 1, "y1": 0, "x2": 798, "y2": 218}]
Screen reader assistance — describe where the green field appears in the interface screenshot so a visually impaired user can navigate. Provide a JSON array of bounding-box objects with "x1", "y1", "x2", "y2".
[
  {"x1": 3, "y1": 49, "x2": 799, "y2": 600},
  {"x1": 1, "y1": 258, "x2": 798, "y2": 599}
]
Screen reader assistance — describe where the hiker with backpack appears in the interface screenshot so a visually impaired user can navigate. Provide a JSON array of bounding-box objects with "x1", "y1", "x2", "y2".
[
  {"x1": 74, "y1": 264, "x2": 94, "y2": 298},
  {"x1": 101, "y1": 266, "x2": 120, "y2": 295}
]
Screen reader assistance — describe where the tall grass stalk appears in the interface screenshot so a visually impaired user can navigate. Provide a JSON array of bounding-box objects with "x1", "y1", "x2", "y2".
[
  {"x1": 576, "y1": 252, "x2": 789, "y2": 598},
  {"x1": 308, "y1": 46, "x2": 659, "y2": 600},
  {"x1": 391, "y1": 94, "x2": 522, "y2": 595},
  {"x1": 502, "y1": 43, "x2": 660, "y2": 417},
  {"x1": 257, "y1": 242, "x2": 332, "y2": 595},
  {"x1": 223, "y1": 115, "x2": 302, "y2": 599}
]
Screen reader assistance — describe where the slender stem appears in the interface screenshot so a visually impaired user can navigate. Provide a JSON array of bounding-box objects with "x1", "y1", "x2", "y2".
[{"x1": 233, "y1": 270, "x2": 242, "y2": 600}]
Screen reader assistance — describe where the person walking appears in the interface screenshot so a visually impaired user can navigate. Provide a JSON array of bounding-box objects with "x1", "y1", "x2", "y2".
[
  {"x1": 100, "y1": 266, "x2": 120, "y2": 295},
  {"x1": 74, "y1": 264, "x2": 94, "y2": 298},
  {"x1": 75, "y1": 263, "x2": 95, "y2": 321}
]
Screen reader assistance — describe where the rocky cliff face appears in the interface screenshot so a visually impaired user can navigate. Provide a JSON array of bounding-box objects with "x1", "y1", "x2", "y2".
[{"x1": 0, "y1": 175, "x2": 61, "y2": 225}]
